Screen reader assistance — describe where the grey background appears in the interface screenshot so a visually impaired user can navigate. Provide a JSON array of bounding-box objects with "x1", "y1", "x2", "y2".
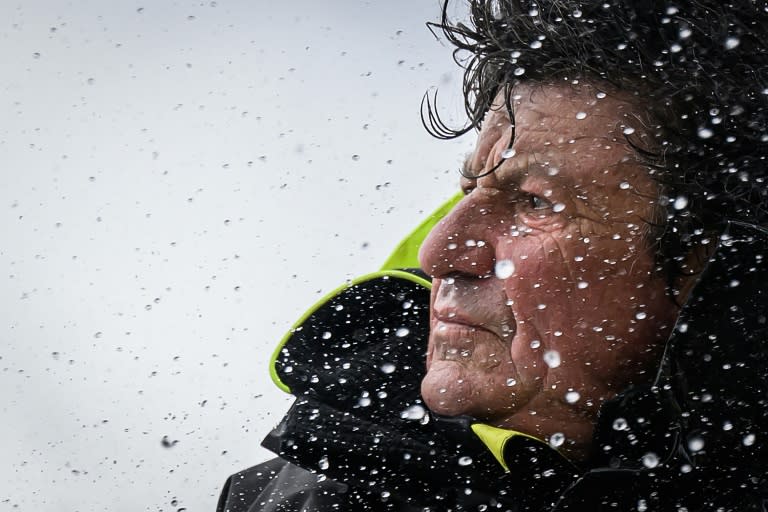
[{"x1": 0, "y1": 0, "x2": 472, "y2": 510}]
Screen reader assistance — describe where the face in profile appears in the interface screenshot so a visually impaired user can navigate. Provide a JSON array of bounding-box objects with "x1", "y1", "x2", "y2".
[{"x1": 418, "y1": 82, "x2": 680, "y2": 448}]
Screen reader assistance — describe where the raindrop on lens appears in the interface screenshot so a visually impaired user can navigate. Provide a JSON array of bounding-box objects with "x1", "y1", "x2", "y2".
[
  {"x1": 688, "y1": 436, "x2": 705, "y2": 452},
  {"x1": 494, "y1": 259, "x2": 515, "y2": 279},
  {"x1": 543, "y1": 350, "x2": 561, "y2": 368},
  {"x1": 724, "y1": 37, "x2": 740, "y2": 50},
  {"x1": 642, "y1": 452, "x2": 659, "y2": 468},
  {"x1": 673, "y1": 196, "x2": 689, "y2": 210},
  {"x1": 549, "y1": 433, "x2": 565, "y2": 448},
  {"x1": 565, "y1": 391, "x2": 581, "y2": 403}
]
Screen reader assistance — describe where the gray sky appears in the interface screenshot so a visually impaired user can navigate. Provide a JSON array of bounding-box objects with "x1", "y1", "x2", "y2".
[{"x1": 0, "y1": 0, "x2": 472, "y2": 510}]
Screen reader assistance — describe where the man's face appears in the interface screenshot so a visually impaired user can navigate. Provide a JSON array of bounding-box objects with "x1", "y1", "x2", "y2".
[{"x1": 418, "y1": 83, "x2": 679, "y2": 440}]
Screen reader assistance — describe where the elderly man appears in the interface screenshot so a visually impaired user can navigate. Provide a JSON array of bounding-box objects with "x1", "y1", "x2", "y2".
[{"x1": 219, "y1": 1, "x2": 768, "y2": 510}]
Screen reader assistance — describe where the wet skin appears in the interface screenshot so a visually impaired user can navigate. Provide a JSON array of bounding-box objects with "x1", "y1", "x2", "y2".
[{"x1": 418, "y1": 82, "x2": 680, "y2": 459}]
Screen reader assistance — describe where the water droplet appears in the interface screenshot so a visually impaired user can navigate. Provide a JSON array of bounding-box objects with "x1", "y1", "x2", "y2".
[
  {"x1": 619, "y1": 181, "x2": 630, "y2": 190},
  {"x1": 501, "y1": 148, "x2": 517, "y2": 159},
  {"x1": 513, "y1": 67, "x2": 526, "y2": 76},
  {"x1": 596, "y1": 91, "x2": 607, "y2": 99},
  {"x1": 494, "y1": 259, "x2": 515, "y2": 279},
  {"x1": 724, "y1": 36, "x2": 740, "y2": 50},
  {"x1": 572, "y1": 9, "x2": 582, "y2": 18},
  {"x1": 318, "y1": 455, "x2": 329, "y2": 470},
  {"x1": 743, "y1": 433, "x2": 756, "y2": 446},
  {"x1": 670, "y1": 43, "x2": 682, "y2": 53},
  {"x1": 543, "y1": 350, "x2": 561, "y2": 368},
  {"x1": 530, "y1": 339, "x2": 541, "y2": 349},
  {"x1": 635, "y1": 311, "x2": 647, "y2": 320},
  {"x1": 552, "y1": 202, "x2": 566, "y2": 213},
  {"x1": 688, "y1": 436, "x2": 705, "y2": 452},
  {"x1": 697, "y1": 127, "x2": 714, "y2": 139},
  {"x1": 458, "y1": 455, "x2": 473, "y2": 466},
  {"x1": 622, "y1": 126, "x2": 636, "y2": 135},
  {"x1": 358, "y1": 396, "x2": 371, "y2": 407},
  {"x1": 400, "y1": 404, "x2": 427, "y2": 421},
  {"x1": 395, "y1": 327, "x2": 410, "y2": 337},
  {"x1": 380, "y1": 362, "x2": 396, "y2": 374},
  {"x1": 680, "y1": 463, "x2": 692, "y2": 473},
  {"x1": 549, "y1": 432, "x2": 565, "y2": 448},
  {"x1": 505, "y1": 378, "x2": 517, "y2": 387},
  {"x1": 642, "y1": 452, "x2": 659, "y2": 468},
  {"x1": 94, "y1": 332, "x2": 103, "y2": 339},
  {"x1": 722, "y1": 421, "x2": 733, "y2": 431},
  {"x1": 612, "y1": 418, "x2": 628, "y2": 431},
  {"x1": 575, "y1": 112, "x2": 587, "y2": 120},
  {"x1": 565, "y1": 391, "x2": 581, "y2": 403},
  {"x1": 673, "y1": 196, "x2": 688, "y2": 210},
  {"x1": 679, "y1": 27, "x2": 692, "y2": 39},
  {"x1": 322, "y1": 331, "x2": 332, "y2": 339},
  {"x1": 577, "y1": 281, "x2": 589, "y2": 289},
  {"x1": 529, "y1": 40, "x2": 542, "y2": 49}
]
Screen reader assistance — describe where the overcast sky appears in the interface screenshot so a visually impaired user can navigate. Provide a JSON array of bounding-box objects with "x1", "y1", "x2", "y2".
[{"x1": 0, "y1": 0, "x2": 473, "y2": 510}]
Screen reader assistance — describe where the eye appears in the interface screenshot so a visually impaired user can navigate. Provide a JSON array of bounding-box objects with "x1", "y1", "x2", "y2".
[{"x1": 529, "y1": 195, "x2": 551, "y2": 210}]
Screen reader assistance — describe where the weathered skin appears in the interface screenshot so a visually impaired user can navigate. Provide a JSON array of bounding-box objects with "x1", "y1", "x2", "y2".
[{"x1": 418, "y1": 82, "x2": 680, "y2": 460}]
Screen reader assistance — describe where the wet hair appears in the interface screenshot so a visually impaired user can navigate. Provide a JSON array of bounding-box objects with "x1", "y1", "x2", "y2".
[{"x1": 423, "y1": 0, "x2": 768, "y2": 286}]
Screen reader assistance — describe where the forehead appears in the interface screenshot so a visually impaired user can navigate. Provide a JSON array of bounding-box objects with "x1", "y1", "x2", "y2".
[{"x1": 473, "y1": 82, "x2": 654, "y2": 185}]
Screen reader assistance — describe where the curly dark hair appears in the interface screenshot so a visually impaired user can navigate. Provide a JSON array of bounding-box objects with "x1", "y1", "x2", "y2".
[{"x1": 423, "y1": 0, "x2": 768, "y2": 287}]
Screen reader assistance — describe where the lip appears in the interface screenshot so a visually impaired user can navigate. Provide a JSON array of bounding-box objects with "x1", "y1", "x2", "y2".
[{"x1": 433, "y1": 311, "x2": 513, "y2": 341}]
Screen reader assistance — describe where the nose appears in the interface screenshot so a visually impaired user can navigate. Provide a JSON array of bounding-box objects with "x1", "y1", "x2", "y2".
[{"x1": 418, "y1": 191, "x2": 500, "y2": 280}]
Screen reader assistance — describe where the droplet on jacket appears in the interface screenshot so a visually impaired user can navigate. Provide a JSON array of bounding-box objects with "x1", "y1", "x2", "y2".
[
  {"x1": 743, "y1": 433, "x2": 756, "y2": 446},
  {"x1": 673, "y1": 196, "x2": 688, "y2": 210},
  {"x1": 641, "y1": 452, "x2": 659, "y2": 468},
  {"x1": 380, "y1": 362, "x2": 396, "y2": 374},
  {"x1": 458, "y1": 456, "x2": 473, "y2": 466},
  {"x1": 549, "y1": 432, "x2": 565, "y2": 448},
  {"x1": 322, "y1": 331, "x2": 332, "y2": 339},
  {"x1": 724, "y1": 36, "x2": 740, "y2": 50},
  {"x1": 612, "y1": 418, "x2": 628, "y2": 431},
  {"x1": 722, "y1": 421, "x2": 733, "y2": 431},
  {"x1": 395, "y1": 327, "x2": 409, "y2": 337},
  {"x1": 318, "y1": 455, "x2": 329, "y2": 470}
]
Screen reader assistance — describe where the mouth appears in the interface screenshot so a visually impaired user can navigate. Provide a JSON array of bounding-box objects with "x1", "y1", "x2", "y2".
[{"x1": 430, "y1": 320, "x2": 513, "y2": 369}]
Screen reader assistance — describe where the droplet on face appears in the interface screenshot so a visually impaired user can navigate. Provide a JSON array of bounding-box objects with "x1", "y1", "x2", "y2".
[
  {"x1": 641, "y1": 452, "x2": 659, "y2": 468},
  {"x1": 505, "y1": 378, "x2": 517, "y2": 387},
  {"x1": 530, "y1": 339, "x2": 541, "y2": 349},
  {"x1": 575, "y1": 111, "x2": 587, "y2": 120},
  {"x1": 622, "y1": 126, "x2": 635, "y2": 135},
  {"x1": 577, "y1": 281, "x2": 589, "y2": 289},
  {"x1": 552, "y1": 202, "x2": 566, "y2": 213},
  {"x1": 565, "y1": 391, "x2": 581, "y2": 403},
  {"x1": 549, "y1": 432, "x2": 565, "y2": 448},
  {"x1": 543, "y1": 350, "x2": 561, "y2": 368},
  {"x1": 501, "y1": 148, "x2": 517, "y2": 159},
  {"x1": 596, "y1": 91, "x2": 607, "y2": 99},
  {"x1": 635, "y1": 311, "x2": 647, "y2": 320},
  {"x1": 494, "y1": 259, "x2": 515, "y2": 279},
  {"x1": 619, "y1": 181, "x2": 630, "y2": 190}
]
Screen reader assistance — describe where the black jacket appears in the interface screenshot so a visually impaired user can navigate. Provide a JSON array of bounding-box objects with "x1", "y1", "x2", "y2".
[{"x1": 218, "y1": 222, "x2": 768, "y2": 511}]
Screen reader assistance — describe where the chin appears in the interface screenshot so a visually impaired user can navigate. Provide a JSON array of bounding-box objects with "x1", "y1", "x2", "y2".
[{"x1": 420, "y1": 360, "x2": 498, "y2": 418}]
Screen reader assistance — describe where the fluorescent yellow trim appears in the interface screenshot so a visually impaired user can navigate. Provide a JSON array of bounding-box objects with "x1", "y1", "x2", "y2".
[
  {"x1": 380, "y1": 191, "x2": 464, "y2": 270},
  {"x1": 269, "y1": 269, "x2": 432, "y2": 394},
  {"x1": 471, "y1": 423, "x2": 545, "y2": 472}
]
